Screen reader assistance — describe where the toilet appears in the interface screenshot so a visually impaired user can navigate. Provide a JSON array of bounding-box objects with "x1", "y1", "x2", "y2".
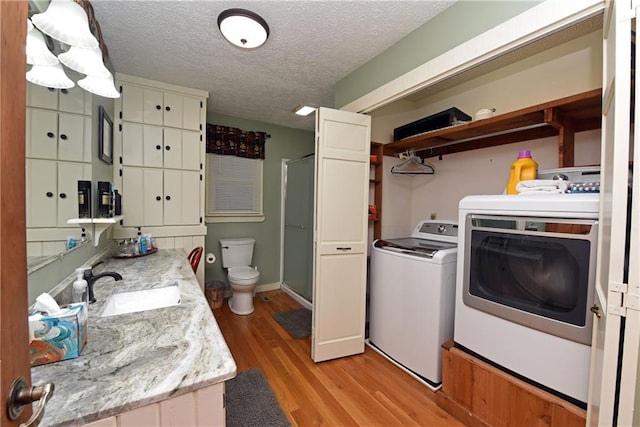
[{"x1": 220, "y1": 238, "x2": 260, "y2": 315}]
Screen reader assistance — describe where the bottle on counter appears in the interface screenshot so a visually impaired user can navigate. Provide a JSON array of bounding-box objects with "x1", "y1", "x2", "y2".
[
  {"x1": 506, "y1": 149, "x2": 538, "y2": 194},
  {"x1": 72, "y1": 267, "x2": 89, "y2": 305}
]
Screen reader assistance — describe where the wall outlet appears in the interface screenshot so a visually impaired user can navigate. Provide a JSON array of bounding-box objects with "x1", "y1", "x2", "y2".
[{"x1": 430, "y1": 212, "x2": 437, "y2": 220}]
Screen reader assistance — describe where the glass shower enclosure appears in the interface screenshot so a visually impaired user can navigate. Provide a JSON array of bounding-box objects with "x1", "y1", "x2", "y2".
[{"x1": 282, "y1": 155, "x2": 314, "y2": 302}]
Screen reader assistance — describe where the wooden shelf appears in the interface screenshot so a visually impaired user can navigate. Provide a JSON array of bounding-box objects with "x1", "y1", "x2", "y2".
[
  {"x1": 383, "y1": 89, "x2": 602, "y2": 168},
  {"x1": 370, "y1": 142, "x2": 384, "y2": 240}
]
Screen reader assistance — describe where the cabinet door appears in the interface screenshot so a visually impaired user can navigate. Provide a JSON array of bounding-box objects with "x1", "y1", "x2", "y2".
[
  {"x1": 182, "y1": 96, "x2": 201, "y2": 131},
  {"x1": 57, "y1": 113, "x2": 85, "y2": 162},
  {"x1": 182, "y1": 130, "x2": 200, "y2": 171},
  {"x1": 143, "y1": 88, "x2": 163, "y2": 125},
  {"x1": 27, "y1": 84, "x2": 57, "y2": 110},
  {"x1": 143, "y1": 125, "x2": 163, "y2": 168},
  {"x1": 162, "y1": 92, "x2": 182, "y2": 128},
  {"x1": 163, "y1": 169, "x2": 181, "y2": 225},
  {"x1": 162, "y1": 128, "x2": 182, "y2": 169},
  {"x1": 144, "y1": 169, "x2": 164, "y2": 226},
  {"x1": 58, "y1": 86, "x2": 85, "y2": 114},
  {"x1": 57, "y1": 162, "x2": 90, "y2": 227},
  {"x1": 26, "y1": 159, "x2": 57, "y2": 227},
  {"x1": 122, "y1": 122, "x2": 144, "y2": 166},
  {"x1": 122, "y1": 84, "x2": 144, "y2": 123},
  {"x1": 180, "y1": 170, "x2": 200, "y2": 225},
  {"x1": 27, "y1": 109, "x2": 58, "y2": 159},
  {"x1": 122, "y1": 167, "x2": 144, "y2": 226}
]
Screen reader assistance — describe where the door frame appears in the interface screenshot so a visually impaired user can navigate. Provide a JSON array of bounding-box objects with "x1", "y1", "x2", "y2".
[{"x1": 0, "y1": 2, "x2": 32, "y2": 425}]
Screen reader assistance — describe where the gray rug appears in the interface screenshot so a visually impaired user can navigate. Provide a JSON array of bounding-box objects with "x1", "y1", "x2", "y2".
[
  {"x1": 273, "y1": 308, "x2": 312, "y2": 339},
  {"x1": 226, "y1": 368, "x2": 290, "y2": 427}
]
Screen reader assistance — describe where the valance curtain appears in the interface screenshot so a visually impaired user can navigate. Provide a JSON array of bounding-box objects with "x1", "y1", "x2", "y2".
[{"x1": 206, "y1": 124, "x2": 269, "y2": 159}]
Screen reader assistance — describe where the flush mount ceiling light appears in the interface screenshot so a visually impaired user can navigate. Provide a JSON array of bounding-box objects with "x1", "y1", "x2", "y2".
[
  {"x1": 217, "y1": 8, "x2": 269, "y2": 49},
  {"x1": 294, "y1": 105, "x2": 316, "y2": 116}
]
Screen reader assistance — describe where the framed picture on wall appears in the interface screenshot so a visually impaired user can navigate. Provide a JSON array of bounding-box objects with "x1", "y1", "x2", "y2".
[{"x1": 98, "y1": 106, "x2": 113, "y2": 165}]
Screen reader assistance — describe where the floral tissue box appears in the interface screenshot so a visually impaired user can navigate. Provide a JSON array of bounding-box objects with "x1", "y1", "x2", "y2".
[{"x1": 29, "y1": 303, "x2": 87, "y2": 367}]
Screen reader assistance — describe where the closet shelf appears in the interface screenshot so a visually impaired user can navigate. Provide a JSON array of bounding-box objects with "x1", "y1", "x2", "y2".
[{"x1": 382, "y1": 89, "x2": 602, "y2": 167}]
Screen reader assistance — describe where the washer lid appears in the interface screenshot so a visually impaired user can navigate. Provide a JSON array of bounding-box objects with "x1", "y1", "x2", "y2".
[
  {"x1": 228, "y1": 266, "x2": 259, "y2": 280},
  {"x1": 374, "y1": 237, "x2": 456, "y2": 258}
]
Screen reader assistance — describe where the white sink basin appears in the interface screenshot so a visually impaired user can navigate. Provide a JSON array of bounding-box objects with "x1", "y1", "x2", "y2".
[{"x1": 100, "y1": 285, "x2": 181, "y2": 317}]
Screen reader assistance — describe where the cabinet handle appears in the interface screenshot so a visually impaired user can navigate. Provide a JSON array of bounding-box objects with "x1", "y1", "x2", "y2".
[
  {"x1": 337, "y1": 247, "x2": 352, "y2": 251},
  {"x1": 59, "y1": 134, "x2": 68, "y2": 140},
  {"x1": 156, "y1": 105, "x2": 161, "y2": 110},
  {"x1": 156, "y1": 196, "x2": 161, "y2": 201},
  {"x1": 165, "y1": 195, "x2": 171, "y2": 201},
  {"x1": 165, "y1": 145, "x2": 171, "y2": 151},
  {"x1": 46, "y1": 192, "x2": 53, "y2": 198},
  {"x1": 46, "y1": 132, "x2": 55, "y2": 138},
  {"x1": 165, "y1": 106, "x2": 171, "y2": 112},
  {"x1": 60, "y1": 88, "x2": 68, "y2": 94},
  {"x1": 59, "y1": 193, "x2": 66, "y2": 199},
  {"x1": 47, "y1": 87, "x2": 55, "y2": 92},
  {"x1": 156, "y1": 145, "x2": 161, "y2": 150}
]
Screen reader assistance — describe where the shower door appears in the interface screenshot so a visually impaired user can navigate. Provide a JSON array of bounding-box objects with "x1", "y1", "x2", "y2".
[{"x1": 283, "y1": 155, "x2": 314, "y2": 301}]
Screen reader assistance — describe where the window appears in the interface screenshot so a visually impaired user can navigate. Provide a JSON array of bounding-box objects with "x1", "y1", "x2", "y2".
[{"x1": 206, "y1": 154, "x2": 263, "y2": 221}]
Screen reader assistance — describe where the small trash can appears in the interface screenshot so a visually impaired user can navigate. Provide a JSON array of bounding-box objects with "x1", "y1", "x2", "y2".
[{"x1": 205, "y1": 280, "x2": 226, "y2": 311}]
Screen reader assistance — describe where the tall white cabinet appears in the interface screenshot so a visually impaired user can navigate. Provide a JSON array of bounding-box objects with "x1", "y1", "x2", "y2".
[
  {"x1": 26, "y1": 83, "x2": 93, "y2": 256},
  {"x1": 114, "y1": 74, "x2": 208, "y2": 287}
]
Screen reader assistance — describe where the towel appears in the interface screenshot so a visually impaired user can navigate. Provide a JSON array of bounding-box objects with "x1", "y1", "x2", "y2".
[{"x1": 516, "y1": 179, "x2": 569, "y2": 194}]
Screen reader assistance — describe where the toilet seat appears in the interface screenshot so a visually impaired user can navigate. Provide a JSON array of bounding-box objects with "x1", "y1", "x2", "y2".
[{"x1": 228, "y1": 266, "x2": 259, "y2": 283}]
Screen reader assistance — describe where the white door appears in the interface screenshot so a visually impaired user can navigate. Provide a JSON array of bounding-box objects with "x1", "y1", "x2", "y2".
[
  {"x1": 312, "y1": 107, "x2": 371, "y2": 362},
  {"x1": 26, "y1": 159, "x2": 57, "y2": 227},
  {"x1": 163, "y1": 169, "x2": 181, "y2": 225},
  {"x1": 181, "y1": 130, "x2": 201, "y2": 171},
  {"x1": 144, "y1": 169, "x2": 164, "y2": 226},
  {"x1": 587, "y1": 1, "x2": 634, "y2": 424},
  {"x1": 182, "y1": 96, "x2": 202, "y2": 131},
  {"x1": 26, "y1": 109, "x2": 57, "y2": 159},
  {"x1": 57, "y1": 113, "x2": 85, "y2": 162},
  {"x1": 163, "y1": 92, "x2": 183, "y2": 128},
  {"x1": 163, "y1": 128, "x2": 182, "y2": 169},
  {"x1": 122, "y1": 166, "x2": 144, "y2": 226}
]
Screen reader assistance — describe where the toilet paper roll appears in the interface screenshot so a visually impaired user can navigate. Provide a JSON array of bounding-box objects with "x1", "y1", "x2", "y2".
[{"x1": 206, "y1": 253, "x2": 216, "y2": 264}]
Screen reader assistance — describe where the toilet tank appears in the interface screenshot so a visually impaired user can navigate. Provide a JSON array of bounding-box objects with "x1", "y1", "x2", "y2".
[{"x1": 220, "y1": 238, "x2": 255, "y2": 268}]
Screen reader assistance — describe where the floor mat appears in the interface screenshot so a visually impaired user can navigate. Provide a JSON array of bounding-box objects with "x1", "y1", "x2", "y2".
[
  {"x1": 225, "y1": 368, "x2": 290, "y2": 427},
  {"x1": 273, "y1": 308, "x2": 312, "y2": 339}
]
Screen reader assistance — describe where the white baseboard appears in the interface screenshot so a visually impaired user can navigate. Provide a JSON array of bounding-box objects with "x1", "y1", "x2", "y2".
[{"x1": 255, "y1": 282, "x2": 281, "y2": 293}]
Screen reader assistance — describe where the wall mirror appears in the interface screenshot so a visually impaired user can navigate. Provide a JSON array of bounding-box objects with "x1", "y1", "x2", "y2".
[{"x1": 99, "y1": 105, "x2": 113, "y2": 164}]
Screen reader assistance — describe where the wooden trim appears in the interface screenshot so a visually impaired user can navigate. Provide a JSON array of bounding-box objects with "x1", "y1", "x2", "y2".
[{"x1": 0, "y1": 2, "x2": 30, "y2": 425}]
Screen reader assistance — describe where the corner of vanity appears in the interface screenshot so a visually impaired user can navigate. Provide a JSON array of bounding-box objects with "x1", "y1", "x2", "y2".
[{"x1": 31, "y1": 248, "x2": 236, "y2": 427}]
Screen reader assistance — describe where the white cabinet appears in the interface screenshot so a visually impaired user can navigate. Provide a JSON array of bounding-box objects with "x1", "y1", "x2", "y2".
[
  {"x1": 27, "y1": 159, "x2": 91, "y2": 228},
  {"x1": 121, "y1": 84, "x2": 202, "y2": 131},
  {"x1": 122, "y1": 123, "x2": 200, "y2": 170},
  {"x1": 27, "y1": 83, "x2": 91, "y2": 115},
  {"x1": 27, "y1": 108, "x2": 90, "y2": 162},
  {"x1": 122, "y1": 167, "x2": 201, "y2": 227}
]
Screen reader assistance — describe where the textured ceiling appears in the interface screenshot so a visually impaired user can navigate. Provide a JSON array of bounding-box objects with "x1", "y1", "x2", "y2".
[{"x1": 90, "y1": 1, "x2": 456, "y2": 131}]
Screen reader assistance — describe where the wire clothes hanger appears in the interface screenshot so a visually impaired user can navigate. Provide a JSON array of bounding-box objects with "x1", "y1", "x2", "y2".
[{"x1": 390, "y1": 150, "x2": 435, "y2": 175}]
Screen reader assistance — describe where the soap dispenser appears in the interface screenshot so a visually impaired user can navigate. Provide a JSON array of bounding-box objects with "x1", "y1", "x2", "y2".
[{"x1": 72, "y1": 267, "x2": 89, "y2": 305}]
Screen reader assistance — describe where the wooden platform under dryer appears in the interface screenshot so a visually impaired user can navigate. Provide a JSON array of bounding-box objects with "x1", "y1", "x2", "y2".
[{"x1": 438, "y1": 341, "x2": 587, "y2": 427}]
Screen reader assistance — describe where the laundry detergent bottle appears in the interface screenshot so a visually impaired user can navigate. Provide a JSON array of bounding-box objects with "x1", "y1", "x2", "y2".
[{"x1": 506, "y1": 150, "x2": 538, "y2": 194}]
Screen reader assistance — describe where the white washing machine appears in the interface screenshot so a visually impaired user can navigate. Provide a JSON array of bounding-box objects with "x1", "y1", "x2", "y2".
[{"x1": 368, "y1": 220, "x2": 458, "y2": 390}]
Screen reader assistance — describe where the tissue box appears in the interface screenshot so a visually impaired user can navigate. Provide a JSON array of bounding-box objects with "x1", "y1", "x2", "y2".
[{"x1": 29, "y1": 303, "x2": 87, "y2": 366}]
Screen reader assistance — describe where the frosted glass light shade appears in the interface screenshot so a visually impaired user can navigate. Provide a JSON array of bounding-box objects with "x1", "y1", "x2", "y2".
[
  {"x1": 218, "y1": 9, "x2": 269, "y2": 49},
  {"x1": 26, "y1": 62, "x2": 74, "y2": 89},
  {"x1": 58, "y1": 45, "x2": 110, "y2": 78},
  {"x1": 27, "y1": 20, "x2": 58, "y2": 66},
  {"x1": 78, "y1": 73, "x2": 120, "y2": 98},
  {"x1": 32, "y1": 0, "x2": 99, "y2": 49}
]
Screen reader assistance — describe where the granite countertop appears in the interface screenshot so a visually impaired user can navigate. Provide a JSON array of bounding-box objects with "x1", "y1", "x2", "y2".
[{"x1": 31, "y1": 249, "x2": 237, "y2": 427}]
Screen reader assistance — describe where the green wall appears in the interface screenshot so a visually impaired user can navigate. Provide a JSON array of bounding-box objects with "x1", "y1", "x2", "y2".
[
  {"x1": 334, "y1": 0, "x2": 541, "y2": 108},
  {"x1": 204, "y1": 113, "x2": 315, "y2": 285}
]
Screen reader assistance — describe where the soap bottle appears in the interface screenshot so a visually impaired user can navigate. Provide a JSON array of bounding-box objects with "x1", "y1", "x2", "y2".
[
  {"x1": 72, "y1": 267, "x2": 89, "y2": 305},
  {"x1": 506, "y1": 150, "x2": 538, "y2": 194}
]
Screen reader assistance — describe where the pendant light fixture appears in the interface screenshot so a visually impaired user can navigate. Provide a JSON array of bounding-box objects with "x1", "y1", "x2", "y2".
[
  {"x1": 217, "y1": 8, "x2": 269, "y2": 49},
  {"x1": 31, "y1": 0, "x2": 99, "y2": 49}
]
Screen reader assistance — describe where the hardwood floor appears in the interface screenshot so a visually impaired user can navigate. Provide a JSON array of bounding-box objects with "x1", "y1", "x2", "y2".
[{"x1": 213, "y1": 290, "x2": 464, "y2": 427}]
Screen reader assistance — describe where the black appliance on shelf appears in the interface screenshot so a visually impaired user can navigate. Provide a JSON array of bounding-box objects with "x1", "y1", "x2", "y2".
[{"x1": 393, "y1": 107, "x2": 472, "y2": 141}]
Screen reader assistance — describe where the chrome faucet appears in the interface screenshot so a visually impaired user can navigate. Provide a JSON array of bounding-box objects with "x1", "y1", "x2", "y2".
[{"x1": 83, "y1": 261, "x2": 123, "y2": 303}]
